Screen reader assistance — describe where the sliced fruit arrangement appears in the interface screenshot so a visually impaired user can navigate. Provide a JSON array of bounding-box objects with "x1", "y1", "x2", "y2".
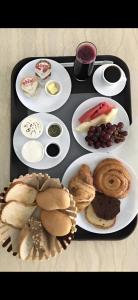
[{"x1": 76, "y1": 101, "x2": 118, "y2": 132}]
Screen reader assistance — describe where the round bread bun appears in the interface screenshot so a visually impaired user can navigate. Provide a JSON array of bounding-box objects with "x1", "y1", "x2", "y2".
[
  {"x1": 41, "y1": 210, "x2": 72, "y2": 236},
  {"x1": 36, "y1": 188, "x2": 70, "y2": 210}
]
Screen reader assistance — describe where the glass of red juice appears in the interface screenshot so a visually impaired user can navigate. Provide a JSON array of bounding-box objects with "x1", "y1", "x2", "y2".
[{"x1": 74, "y1": 41, "x2": 97, "y2": 81}]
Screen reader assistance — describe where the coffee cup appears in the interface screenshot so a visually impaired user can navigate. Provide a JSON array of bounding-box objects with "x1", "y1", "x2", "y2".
[{"x1": 102, "y1": 64, "x2": 126, "y2": 86}]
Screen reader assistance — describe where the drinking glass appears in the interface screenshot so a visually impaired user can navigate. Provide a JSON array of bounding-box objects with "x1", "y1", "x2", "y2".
[{"x1": 74, "y1": 41, "x2": 97, "y2": 81}]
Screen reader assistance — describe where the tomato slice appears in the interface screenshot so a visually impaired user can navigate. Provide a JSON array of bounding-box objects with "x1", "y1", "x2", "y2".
[{"x1": 79, "y1": 102, "x2": 115, "y2": 123}]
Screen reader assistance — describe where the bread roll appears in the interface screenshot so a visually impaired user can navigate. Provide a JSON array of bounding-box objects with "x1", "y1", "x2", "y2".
[
  {"x1": 1, "y1": 201, "x2": 36, "y2": 229},
  {"x1": 36, "y1": 188, "x2": 70, "y2": 210},
  {"x1": 41, "y1": 210, "x2": 72, "y2": 236},
  {"x1": 5, "y1": 182, "x2": 38, "y2": 204}
]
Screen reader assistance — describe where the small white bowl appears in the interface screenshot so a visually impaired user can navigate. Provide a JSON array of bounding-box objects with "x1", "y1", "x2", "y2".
[
  {"x1": 21, "y1": 116, "x2": 44, "y2": 139},
  {"x1": 45, "y1": 80, "x2": 62, "y2": 97},
  {"x1": 46, "y1": 122, "x2": 63, "y2": 138},
  {"x1": 22, "y1": 140, "x2": 44, "y2": 163},
  {"x1": 45, "y1": 143, "x2": 61, "y2": 159}
]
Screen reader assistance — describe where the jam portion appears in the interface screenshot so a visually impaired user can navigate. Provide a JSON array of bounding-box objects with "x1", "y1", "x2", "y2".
[{"x1": 46, "y1": 143, "x2": 60, "y2": 157}]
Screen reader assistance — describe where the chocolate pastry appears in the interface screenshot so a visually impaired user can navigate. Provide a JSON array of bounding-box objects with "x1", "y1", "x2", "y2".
[{"x1": 92, "y1": 191, "x2": 120, "y2": 220}]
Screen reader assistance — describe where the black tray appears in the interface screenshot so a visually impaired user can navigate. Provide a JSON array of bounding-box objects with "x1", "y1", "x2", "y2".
[{"x1": 11, "y1": 55, "x2": 137, "y2": 240}]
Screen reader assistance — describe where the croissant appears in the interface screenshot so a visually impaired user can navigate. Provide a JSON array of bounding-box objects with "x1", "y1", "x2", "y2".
[{"x1": 68, "y1": 164, "x2": 95, "y2": 212}]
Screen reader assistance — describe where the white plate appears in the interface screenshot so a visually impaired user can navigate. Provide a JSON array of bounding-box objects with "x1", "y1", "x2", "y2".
[
  {"x1": 92, "y1": 64, "x2": 127, "y2": 96},
  {"x1": 72, "y1": 97, "x2": 130, "y2": 153},
  {"x1": 13, "y1": 113, "x2": 70, "y2": 169},
  {"x1": 16, "y1": 59, "x2": 72, "y2": 112},
  {"x1": 62, "y1": 153, "x2": 138, "y2": 234}
]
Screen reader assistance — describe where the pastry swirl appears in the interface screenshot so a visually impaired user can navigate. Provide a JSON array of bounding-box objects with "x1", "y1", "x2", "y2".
[{"x1": 93, "y1": 159, "x2": 131, "y2": 199}]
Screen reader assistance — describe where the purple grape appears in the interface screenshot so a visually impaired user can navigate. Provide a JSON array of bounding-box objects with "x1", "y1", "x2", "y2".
[
  {"x1": 85, "y1": 136, "x2": 89, "y2": 142},
  {"x1": 94, "y1": 144, "x2": 100, "y2": 149},
  {"x1": 100, "y1": 124, "x2": 106, "y2": 130},
  {"x1": 106, "y1": 141, "x2": 112, "y2": 147},
  {"x1": 111, "y1": 125, "x2": 117, "y2": 132},
  {"x1": 95, "y1": 141, "x2": 101, "y2": 148},
  {"x1": 117, "y1": 122, "x2": 124, "y2": 129},
  {"x1": 101, "y1": 142, "x2": 106, "y2": 148},
  {"x1": 121, "y1": 131, "x2": 128, "y2": 136},
  {"x1": 101, "y1": 130, "x2": 106, "y2": 137},
  {"x1": 106, "y1": 122, "x2": 112, "y2": 129},
  {"x1": 119, "y1": 136, "x2": 125, "y2": 142},
  {"x1": 107, "y1": 128, "x2": 114, "y2": 135},
  {"x1": 88, "y1": 140, "x2": 93, "y2": 146},
  {"x1": 114, "y1": 139, "x2": 120, "y2": 143},
  {"x1": 104, "y1": 133, "x2": 111, "y2": 141},
  {"x1": 92, "y1": 136, "x2": 98, "y2": 142}
]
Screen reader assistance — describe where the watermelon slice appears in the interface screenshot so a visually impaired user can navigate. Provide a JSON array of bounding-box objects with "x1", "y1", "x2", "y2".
[{"x1": 79, "y1": 102, "x2": 115, "y2": 123}]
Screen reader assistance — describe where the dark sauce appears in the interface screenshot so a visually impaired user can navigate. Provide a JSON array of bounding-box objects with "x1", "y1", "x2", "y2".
[
  {"x1": 46, "y1": 143, "x2": 60, "y2": 157},
  {"x1": 104, "y1": 66, "x2": 121, "y2": 83}
]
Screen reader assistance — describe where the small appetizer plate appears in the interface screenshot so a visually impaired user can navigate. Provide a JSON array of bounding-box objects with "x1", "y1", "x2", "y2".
[
  {"x1": 13, "y1": 113, "x2": 70, "y2": 169},
  {"x1": 16, "y1": 59, "x2": 72, "y2": 112}
]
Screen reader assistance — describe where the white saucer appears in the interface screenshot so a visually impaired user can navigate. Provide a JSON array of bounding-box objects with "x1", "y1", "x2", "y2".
[
  {"x1": 92, "y1": 64, "x2": 127, "y2": 96},
  {"x1": 13, "y1": 113, "x2": 70, "y2": 170},
  {"x1": 16, "y1": 59, "x2": 72, "y2": 113}
]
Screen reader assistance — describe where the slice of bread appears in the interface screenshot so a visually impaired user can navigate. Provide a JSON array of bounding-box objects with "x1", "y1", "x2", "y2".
[
  {"x1": 5, "y1": 182, "x2": 38, "y2": 204},
  {"x1": 1, "y1": 201, "x2": 36, "y2": 229},
  {"x1": 85, "y1": 204, "x2": 116, "y2": 229},
  {"x1": 19, "y1": 226, "x2": 33, "y2": 260}
]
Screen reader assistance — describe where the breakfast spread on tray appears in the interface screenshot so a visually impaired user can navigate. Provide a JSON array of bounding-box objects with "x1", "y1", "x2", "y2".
[{"x1": 1, "y1": 42, "x2": 137, "y2": 261}]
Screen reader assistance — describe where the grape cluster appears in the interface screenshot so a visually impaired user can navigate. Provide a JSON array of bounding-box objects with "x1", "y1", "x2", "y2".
[{"x1": 85, "y1": 122, "x2": 128, "y2": 149}]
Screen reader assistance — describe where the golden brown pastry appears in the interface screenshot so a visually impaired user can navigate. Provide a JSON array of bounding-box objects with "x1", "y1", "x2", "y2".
[
  {"x1": 93, "y1": 159, "x2": 131, "y2": 199},
  {"x1": 41, "y1": 210, "x2": 72, "y2": 236},
  {"x1": 36, "y1": 188, "x2": 70, "y2": 210},
  {"x1": 68, "y1": 164, "x2": 95, "y2": 212}
]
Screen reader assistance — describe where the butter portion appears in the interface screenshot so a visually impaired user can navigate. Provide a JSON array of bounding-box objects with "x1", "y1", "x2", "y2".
[{"x1": 47, "y1": 82, "x2": 59, "y2": 95}]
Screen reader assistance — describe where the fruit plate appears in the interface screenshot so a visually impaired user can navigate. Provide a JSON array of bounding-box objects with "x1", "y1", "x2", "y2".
[
  {"x1": 72, "y1": 97, "x2": 129, "y2": 153},
  {"x1": 10, "y1": 55, "x2": 137, "y2": 240}
]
